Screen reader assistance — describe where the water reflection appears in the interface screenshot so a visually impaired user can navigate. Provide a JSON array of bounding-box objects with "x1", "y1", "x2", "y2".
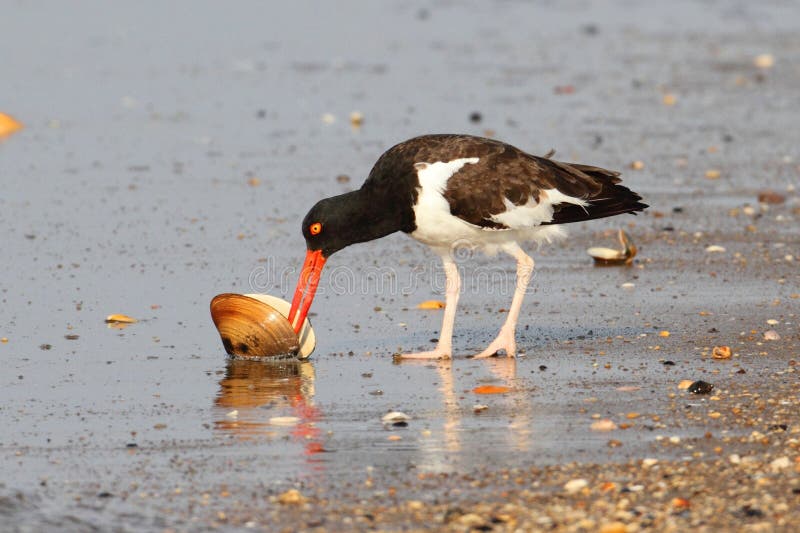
[
  {"x1": 485, "y1": 358, "x2": 533, "y2": 453},
  {"x1": 214, "y1": 359, "x2": 322, "y2": 454},
  {"x1": 417, "y1": 356, "x2": 534, "y2": 471}
]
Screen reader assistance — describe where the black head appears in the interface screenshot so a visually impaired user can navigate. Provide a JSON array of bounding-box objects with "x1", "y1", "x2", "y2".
[
  {"x1": 301, "y1": 194, "x2": 356, "y2": 257},
  {"x1": 301, "y1": 189, "x2": 407, "y2": 257}
]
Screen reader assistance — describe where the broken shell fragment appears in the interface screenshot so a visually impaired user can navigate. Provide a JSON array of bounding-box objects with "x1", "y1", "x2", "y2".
[
  {"x1": 587, "y1": 229, "x2": 637, "y2": 265},
  {"x1": 711, "y1": 345, "x2": 732, "y2": 360},
  {"x1": 757, "y1": 190, "x2": 785, "y2": 204},
  {"x1": 0, "y1": 112, "x2": 23, "y2": 138},
  {"x1": 209, "y1": 293, "x2": 315, "y2": 360},
  {"x1": 349, "y1": 111, "x2": 364, "y2": 127},
  {"x1": 417, "y1": 300, "x2": 445, "y2": 310},
  {"x1": 105, "y1": 314, "x2": 137, "y2": 324}
]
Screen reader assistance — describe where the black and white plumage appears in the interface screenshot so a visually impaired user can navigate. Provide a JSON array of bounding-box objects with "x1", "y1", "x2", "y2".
[{"x1": 289, "y1": 134, "x2": 647, "y2": 359}]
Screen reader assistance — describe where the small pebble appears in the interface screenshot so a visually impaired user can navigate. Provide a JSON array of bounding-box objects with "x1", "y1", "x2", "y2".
[
  {"x1": 564, "y1": 478, "x2": 588, "y2": 494},
  {"x1": 770, "y1": 456, "x2": 790, "y2": 471},
  {"x1": 277, "y1": 489, "x2": 305, "y2": 505},
  {"x1": 591, "y1": 419, "x2": 618, "y2": 432},
  {"x1": 349, "y1": 111, "x2": 363, "y2": 127},
  {"x1": 754, "y1": 53, "x2": 775, "y2": 68},
  {"x1": 688, "y1": 380, "x2": 714, "y2": 394}
]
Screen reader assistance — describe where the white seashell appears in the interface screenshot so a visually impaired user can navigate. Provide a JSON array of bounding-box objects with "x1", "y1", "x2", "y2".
[
  {"x1": 587, "y1": 229, "x2": 637, "y2": 265},
  {"x1": 381, "y1": 411, "x2": 411, "y2": 425},
  {"x1": 705, "y1": 245, "x2": 726, "y2": 253}
]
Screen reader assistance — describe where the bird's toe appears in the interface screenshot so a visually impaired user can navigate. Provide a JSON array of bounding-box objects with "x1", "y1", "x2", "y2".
[{"x1": 473, "y1": 330, "x2": 516, "y2": 359}]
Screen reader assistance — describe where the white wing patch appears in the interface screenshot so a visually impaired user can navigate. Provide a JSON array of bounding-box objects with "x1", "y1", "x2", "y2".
[
  {"x1": 488, "y1": 188, "x2": 588, "y2": 229},
  {"x1": 414, "y1": 157, "x2": 480, "y2": 218},
  {"x1": 411, "y1": 158, "x2": 480, "y2": 247},
  {"x1": 415, "y1": 158, "x2": 479, "y2": 194}
]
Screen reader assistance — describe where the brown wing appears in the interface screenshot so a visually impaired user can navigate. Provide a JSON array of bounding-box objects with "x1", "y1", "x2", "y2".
[
  {"x1": 364, "y1": 134, "x2": 646, "y2": 230},
  {"x1": 428, "y1": 136, "x2": 633, "y2": 229}
]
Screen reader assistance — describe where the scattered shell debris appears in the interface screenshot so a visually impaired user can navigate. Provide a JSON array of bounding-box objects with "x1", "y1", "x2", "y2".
[
  {"x1": 417, "y1": 300, "x2": 445, "y2": 310},
  {"x1": 587, "y1": 229, "x2": 637, "y2": 265},
  {"x1": 563, "y1": 478, "x2": 588, "y2": 494},
  {"x1": 382, "y1": 411, "x2": 411, "y2": 426},
  {"x1": 711, "y1": 346, "x2": 732, "y2": 360},
  {"x1": 0, "y1": 112, "x2": 23, "y2": 137},
  {"x1": 763, "y1": 330, "x2": 780, "y2": 341},
  {"x1": 277, "y1": 489, "x2": 305, "y2": 505},
  {"x1": 590, "y1": 419, "x2": 618, "y2": 432},
  {"x1": 105, "y1": 314, "x2": 138, "y2": 324},
  {"x1": 705, "y1": 245, "x2": 726, "y2": 253}
]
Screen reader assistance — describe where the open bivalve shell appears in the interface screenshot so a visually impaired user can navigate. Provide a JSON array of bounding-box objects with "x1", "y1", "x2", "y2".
[
  {"x1": 210, "y1": 293, "x2": 315, "y2": 360},
  {"x1": 587, "y1": 229, "x2": 637, "y2": 266}
]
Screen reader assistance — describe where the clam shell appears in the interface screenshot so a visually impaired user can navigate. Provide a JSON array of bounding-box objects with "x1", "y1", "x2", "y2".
[
  {"x1": 587, "y1": 229, "x2": 637, "y2": 265},
  {"x1": 210, "y1": 293, "x2": 315, "y2": 360}
]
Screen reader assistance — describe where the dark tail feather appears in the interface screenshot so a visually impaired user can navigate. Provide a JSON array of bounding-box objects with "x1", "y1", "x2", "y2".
[{"x1": 544, "y1": 164, "x2": 648, "y2": 225}]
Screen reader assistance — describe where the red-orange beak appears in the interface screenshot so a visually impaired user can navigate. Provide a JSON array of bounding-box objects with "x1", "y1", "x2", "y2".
[{"x1": 288, "y1": 249, "x2": 326, "y2": 334}]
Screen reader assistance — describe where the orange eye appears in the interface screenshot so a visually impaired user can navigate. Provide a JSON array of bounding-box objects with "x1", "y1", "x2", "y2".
[{"x1": 309, "y1": 222, "x2": 322, "y2": 235}]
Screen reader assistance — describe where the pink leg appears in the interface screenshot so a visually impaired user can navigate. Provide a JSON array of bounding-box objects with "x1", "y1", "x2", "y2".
[
  {"x1": 473, "y1": 243, "x2": 534, "y2": 359},
  {"x1": 398, "y1": 257, "x2": 460, "y2": 360}
]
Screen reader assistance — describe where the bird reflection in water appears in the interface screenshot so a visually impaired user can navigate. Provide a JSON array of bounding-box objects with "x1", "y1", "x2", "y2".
[
  {"x1": 214, "y1": 359, "x2": 323, "y2": 455},
  {"x1": 483, "y1": 357, "x2": 533, "y2": 453},
  {"x1": 417, "y1": 356, "x2": 533, "y2": 470}
]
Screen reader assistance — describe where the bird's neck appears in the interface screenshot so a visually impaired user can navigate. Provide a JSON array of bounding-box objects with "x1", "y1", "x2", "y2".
[{"x1": 338, "y1": 187, "x2": 414, "y2": 245}]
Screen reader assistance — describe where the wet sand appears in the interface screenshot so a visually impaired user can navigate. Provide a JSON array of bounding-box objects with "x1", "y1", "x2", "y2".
[{"x1": 1, "y1": 1, "x2": 799, "y2": 531}]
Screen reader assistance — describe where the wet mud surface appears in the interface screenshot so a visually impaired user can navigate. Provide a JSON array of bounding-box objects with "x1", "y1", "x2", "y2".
[{"x1": 1, "y1": 1, "x2": 799, "y2": 531}]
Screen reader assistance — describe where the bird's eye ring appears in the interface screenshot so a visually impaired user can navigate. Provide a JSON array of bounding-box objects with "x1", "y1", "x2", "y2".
[{"x1": 309, "y1": 222, "x2": 323, "y2": 235}]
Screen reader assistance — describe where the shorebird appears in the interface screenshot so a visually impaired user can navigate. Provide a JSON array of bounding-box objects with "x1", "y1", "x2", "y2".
[{"x1": 287, "y1": 134, "x2": 647, "y2": 359}]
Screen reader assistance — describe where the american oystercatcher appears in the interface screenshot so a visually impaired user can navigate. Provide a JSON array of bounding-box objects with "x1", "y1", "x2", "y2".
[{"x1": 287, "y1": 134, "x2": 647, "y2": 359}]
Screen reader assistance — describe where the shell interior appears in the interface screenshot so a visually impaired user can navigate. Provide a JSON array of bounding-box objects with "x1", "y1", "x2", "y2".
[{"x1": 587, "y1": 229, "x2": 637, "y2": 265}]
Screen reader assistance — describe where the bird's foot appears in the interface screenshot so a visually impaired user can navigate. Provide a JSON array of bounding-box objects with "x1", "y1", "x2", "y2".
[
  {"x1": 473, "y1": 327, "x2": 516, "y2": 359},
  {"x1": 394, "y1": 347, "x2": 452, "y2": 360}
]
